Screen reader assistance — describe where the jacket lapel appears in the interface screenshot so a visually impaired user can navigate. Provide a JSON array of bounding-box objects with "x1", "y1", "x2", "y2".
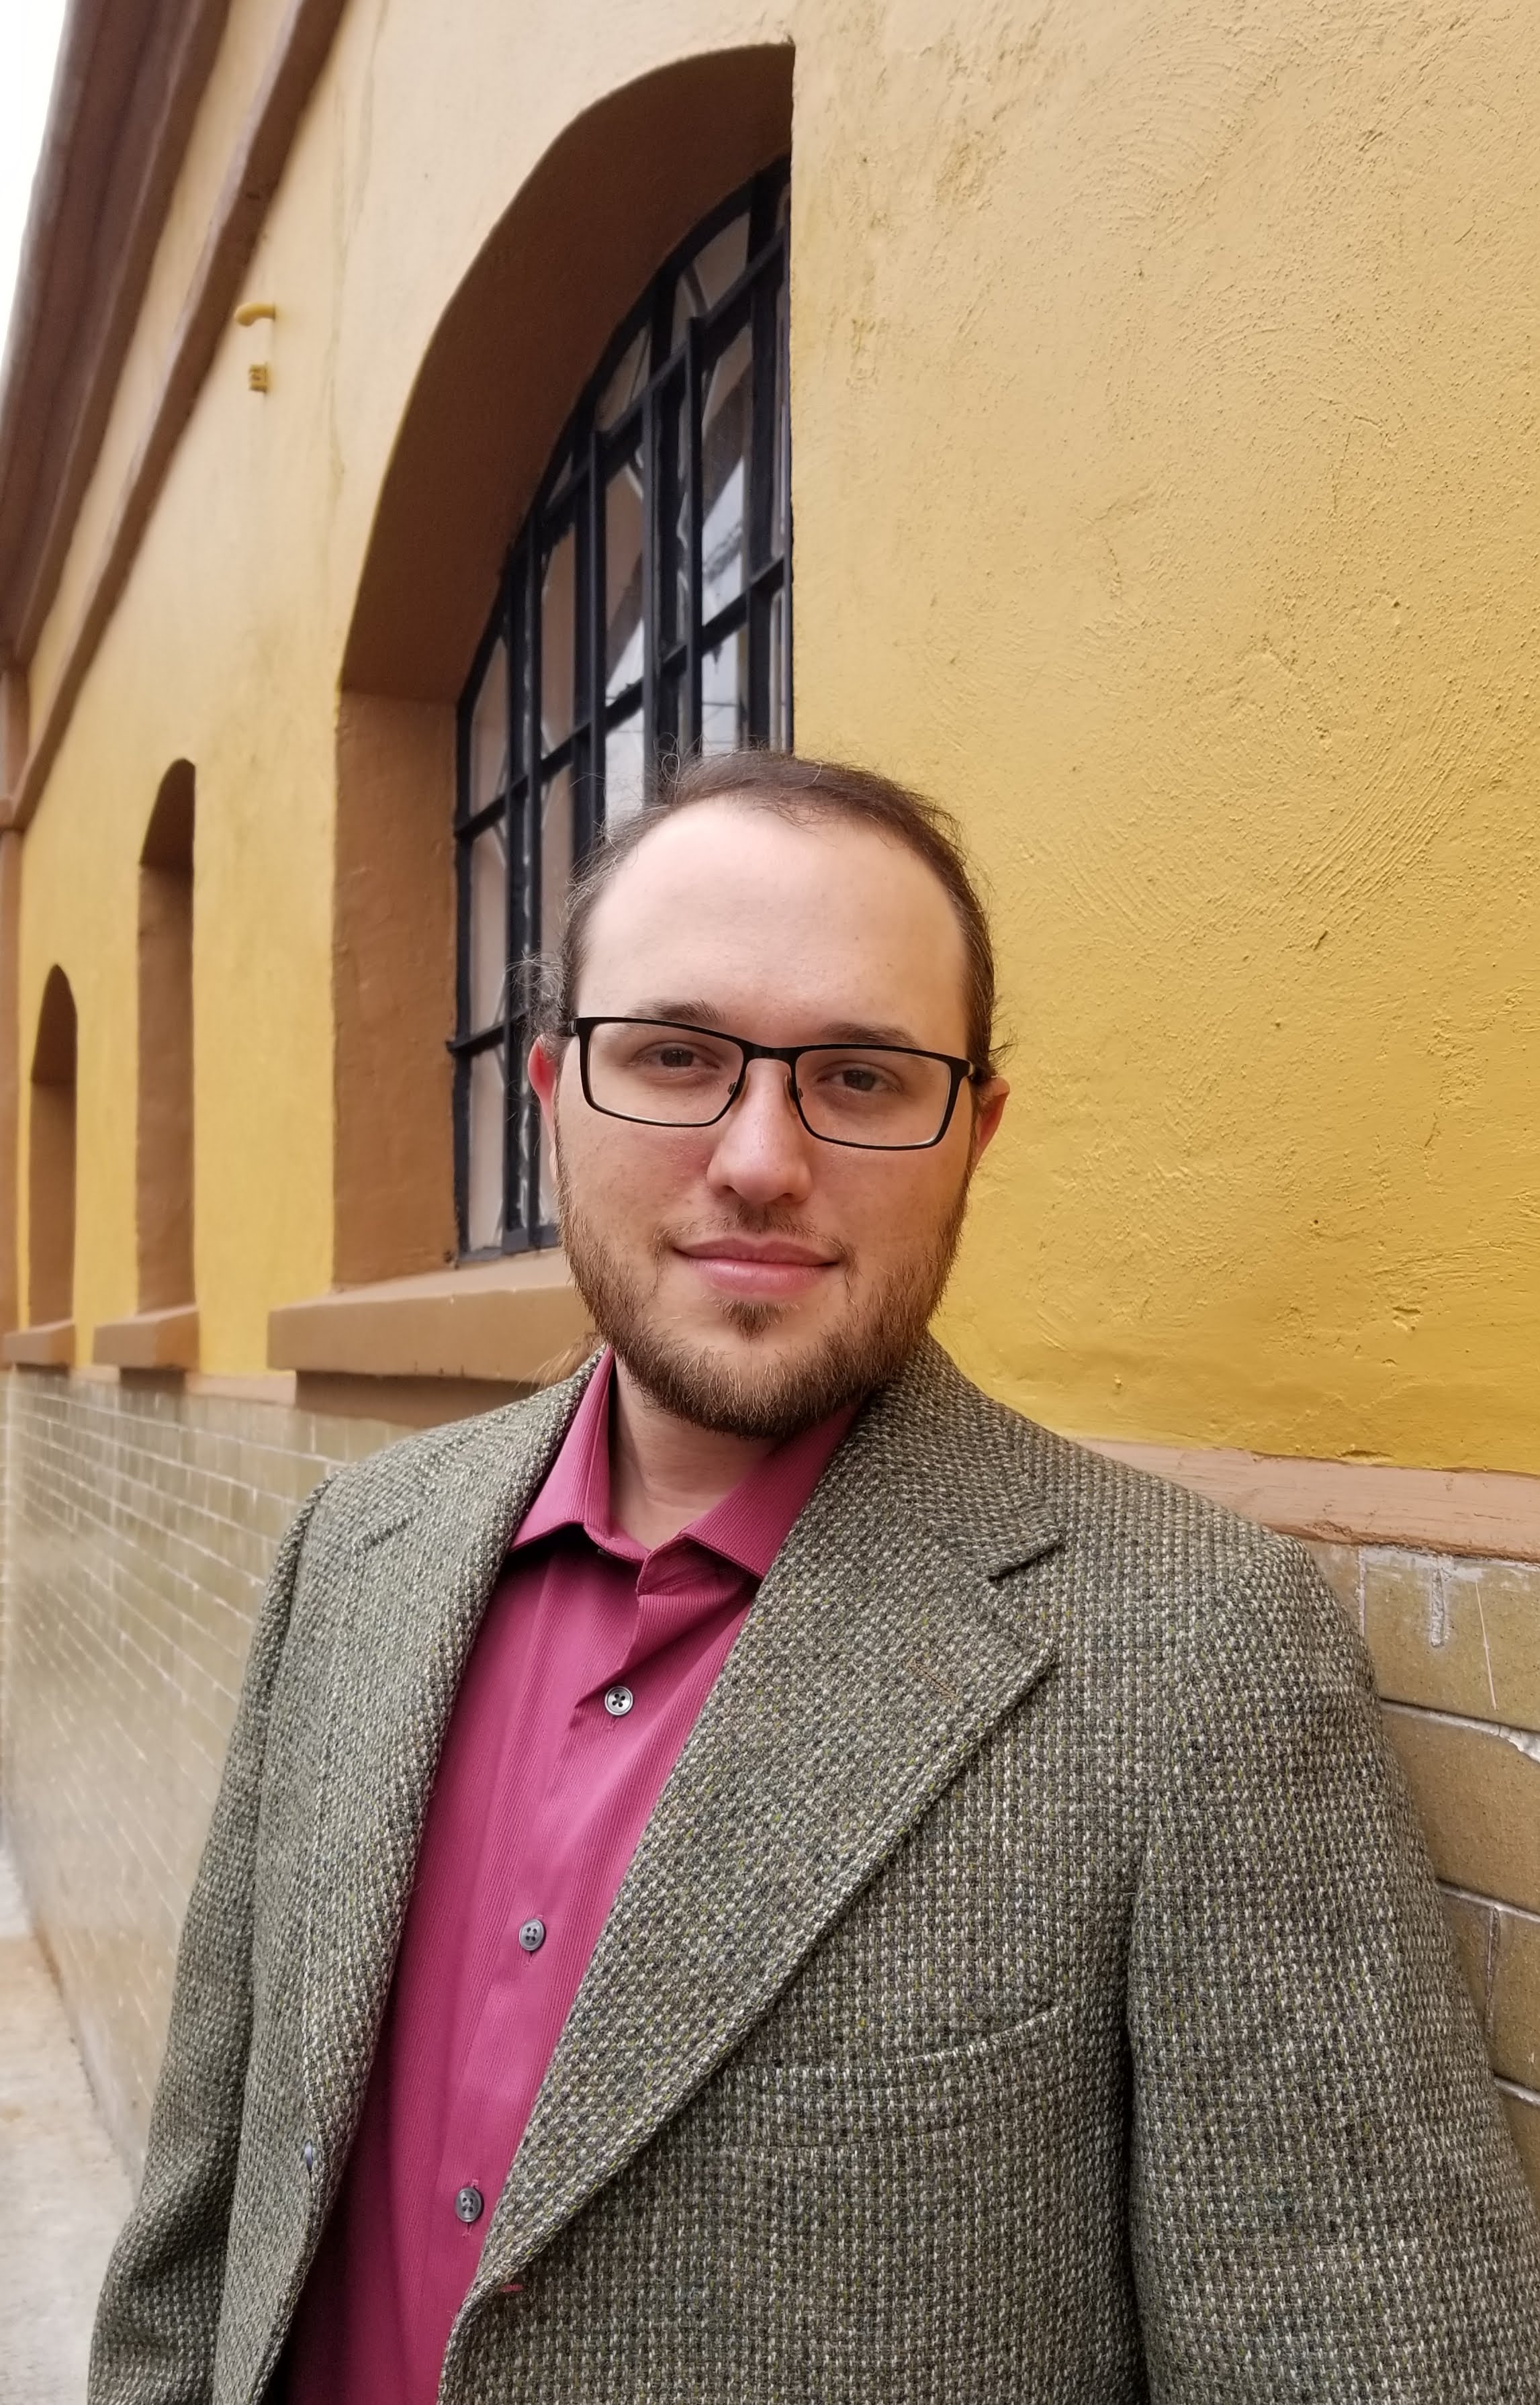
[
  {"x1": 300, "y1": 1362, "x2": 596, "y2": 2173},
  {"x1": 470, "y1": 1338, "x2": 1062, "y2": 2291}
]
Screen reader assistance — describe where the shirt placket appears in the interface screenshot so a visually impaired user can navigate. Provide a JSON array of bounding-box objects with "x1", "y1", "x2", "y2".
[{"x1": 415, "y1": 1537, "x2": 745, "y2": 2365}]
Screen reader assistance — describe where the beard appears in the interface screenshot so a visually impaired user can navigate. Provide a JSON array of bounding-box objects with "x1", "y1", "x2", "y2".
[{"x1": 556, "y1": 1156, "x2": 972, "y2": 1441}]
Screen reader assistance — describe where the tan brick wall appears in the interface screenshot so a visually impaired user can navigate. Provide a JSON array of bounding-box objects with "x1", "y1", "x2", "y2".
[
  {"x1": 0, "y1": 1370, "x2": 1535, "y2": 2218},
  {"x1": 0, "y1": 1368, "x2": 413, "y2": 2177},
  {"x1": 1310, "y1": 1541, "x2": 1540, "y2": 2196}
]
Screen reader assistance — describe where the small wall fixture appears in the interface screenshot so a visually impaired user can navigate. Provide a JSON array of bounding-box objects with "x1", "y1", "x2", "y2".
[{"x1": 235, "y1": 303, "x2": 277, "y2": 394}]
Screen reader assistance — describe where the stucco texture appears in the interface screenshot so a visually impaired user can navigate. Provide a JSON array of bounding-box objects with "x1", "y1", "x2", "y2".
[{"x1": 14, "y1": 0, "x2": 1540, "y2": 1467}]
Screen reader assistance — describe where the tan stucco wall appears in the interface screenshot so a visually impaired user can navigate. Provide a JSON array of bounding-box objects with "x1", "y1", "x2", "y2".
[{"x1": 15, "y1": 0, "x2": 1540, "y2": 1468}]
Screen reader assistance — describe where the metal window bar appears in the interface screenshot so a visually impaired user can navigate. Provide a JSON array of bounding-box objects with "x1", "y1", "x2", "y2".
[{"x1": 452, "y1": 157, "x2": 790, "y2": 1256}]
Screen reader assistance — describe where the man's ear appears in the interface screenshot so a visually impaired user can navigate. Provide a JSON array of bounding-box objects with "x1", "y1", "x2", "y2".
[
  {"x1": 528, "y1": 1035, "x2": 560, "y2": 1132},
  {"x1": 968, "y1": 1076, "x2": 1009, "y2": 1167}
]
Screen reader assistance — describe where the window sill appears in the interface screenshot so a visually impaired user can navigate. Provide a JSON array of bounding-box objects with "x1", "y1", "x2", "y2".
[
  {"x1": 267, "y1": 1253, "x2": 593, "y2": 1388},
  {"x1": 3, "y1": 1320, "x2": 75, "y2": 1368},
  {"x1": 93, "y1": 1305, "x2": 199, "y2": 1371}
]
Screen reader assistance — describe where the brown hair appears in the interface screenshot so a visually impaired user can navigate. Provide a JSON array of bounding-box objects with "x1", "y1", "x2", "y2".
[{"x1": 536, "y1": 750, "x2": 1001, "y2": 1076}]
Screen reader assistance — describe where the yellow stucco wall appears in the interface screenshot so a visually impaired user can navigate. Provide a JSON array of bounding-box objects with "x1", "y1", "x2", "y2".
[
  {"x1": 791, "y1": 0, "x2": 1540, "y2": 1470},
  {"x1": 15, "y1": 0, "x2": 1540, "y2": 1467}
]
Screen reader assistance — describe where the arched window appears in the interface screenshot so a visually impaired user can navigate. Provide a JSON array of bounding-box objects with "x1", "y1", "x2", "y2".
[
  {"x1": 28, "y1": 967, "x2": 77, "y2": 1328},
  {"x1": 452, "y1": 157, "x2": 790, "y2": 1257},
  {"x1": 138, "y1": 762, "x2": 195, "y2": 1312}
]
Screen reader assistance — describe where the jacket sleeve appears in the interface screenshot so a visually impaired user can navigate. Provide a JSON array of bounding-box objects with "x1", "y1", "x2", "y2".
[
  {"x1": 87, "y1": 1479, "x2": 331, "y2": 2405},
  {"x1": 1127, "y1": 1533, "x2": 1540, "y2": 2399}
]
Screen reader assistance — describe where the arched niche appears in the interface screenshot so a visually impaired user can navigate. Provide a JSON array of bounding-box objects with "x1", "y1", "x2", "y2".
[
  {"x1": 138, "y1": 760, "x2": 195, "y2": 1312},
  {"x1": 330, "y1": 44, "x2": 794, "y2": 1288},
  {"x1": 28, "y1": 965, "x2": 77, "y2": 1328}
]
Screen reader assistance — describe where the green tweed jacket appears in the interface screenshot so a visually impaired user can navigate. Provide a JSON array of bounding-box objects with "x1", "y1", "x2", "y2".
[{"x1": 91, "y1": 1340, "x2": 1540, "y2": 2403}]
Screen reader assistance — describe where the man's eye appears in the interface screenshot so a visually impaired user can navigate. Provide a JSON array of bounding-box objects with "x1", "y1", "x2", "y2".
[
  {"x1": 643, "y1": 1046, "x2": 707, "y2": 1072},
  {"x1": 816, "y1": 1058, "x2": 899, "y2": 1095}
]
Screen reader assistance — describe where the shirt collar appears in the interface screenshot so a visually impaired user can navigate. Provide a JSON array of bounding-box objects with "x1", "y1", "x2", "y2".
[{"x1": 512, "y1": 1348, "x2": 858, "y2": 1578}]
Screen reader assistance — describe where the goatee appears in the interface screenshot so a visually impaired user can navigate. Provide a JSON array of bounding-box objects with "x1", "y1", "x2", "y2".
[{"x1": 556, "y1": 1159, "x2": 971, "y2": 1441}]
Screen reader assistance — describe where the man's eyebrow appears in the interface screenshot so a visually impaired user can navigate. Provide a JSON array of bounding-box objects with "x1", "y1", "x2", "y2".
[
  {"x1": 629, "y1": 999, "x2": 732, "y2": 1028},
  {"x1": 814, "y1": 1019, "x2": 921, "y2": 1048},
  {"x1": 625, "y1": 1003, "x2": 926, "y2": 1048}
]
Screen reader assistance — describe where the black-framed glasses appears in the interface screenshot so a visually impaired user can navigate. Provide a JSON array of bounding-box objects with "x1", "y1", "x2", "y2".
[{"x1": 560, "y1": 1017, "x2": 985, "y2": 1151}]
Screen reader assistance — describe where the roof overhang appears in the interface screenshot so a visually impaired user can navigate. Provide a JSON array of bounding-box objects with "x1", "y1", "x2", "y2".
[{"x1": 0, "y1": 0, "x2": 234, "y2": 671}]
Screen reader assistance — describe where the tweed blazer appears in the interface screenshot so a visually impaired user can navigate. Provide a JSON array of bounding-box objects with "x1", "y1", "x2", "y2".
[{"x1": 91, "y1": 1339, "x2": 1540, "y2": 2404}]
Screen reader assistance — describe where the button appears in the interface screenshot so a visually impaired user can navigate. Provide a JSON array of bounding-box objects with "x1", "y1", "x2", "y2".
[
  {"x1": 301, "y1": 2141, "x2": 314, "y2": 2172},
  {"x1": 518, "y1": 1917, "x2": 546, "y2": 1953},
  {"x1": 604, "y1": 1684, "x2": 634, "y2": 1717},
  {"x1": 455, "y1": 2183, "x2": 484, "y2": 2224}
]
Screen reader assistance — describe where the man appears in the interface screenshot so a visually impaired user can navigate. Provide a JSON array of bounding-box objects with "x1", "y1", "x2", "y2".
[{"x1": 93, "y1": 752, "x2": 1539, "y2": 2403}]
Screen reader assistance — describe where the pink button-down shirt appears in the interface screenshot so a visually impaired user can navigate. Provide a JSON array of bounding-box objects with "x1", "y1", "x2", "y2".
[{"x1": 282, "y1": 1355, "x2": 854, "y2": 2405}]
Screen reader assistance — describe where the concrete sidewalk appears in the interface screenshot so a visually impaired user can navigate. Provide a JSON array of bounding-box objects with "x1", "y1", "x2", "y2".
[{"x1": 0, "y1": 1845, "x2": 132, "y2": 2404}]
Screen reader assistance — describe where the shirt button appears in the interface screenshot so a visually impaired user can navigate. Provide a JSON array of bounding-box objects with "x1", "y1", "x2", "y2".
[
  {"x1": 604, "y1": 1684, "x2": 634, "y2": 1717},
  {"x1": 518, "y1": 1917, "x2": 546, "y2": 1953},
  {"x1": 455, "y1": 2184, "x2": 484, "y2": 2224}
]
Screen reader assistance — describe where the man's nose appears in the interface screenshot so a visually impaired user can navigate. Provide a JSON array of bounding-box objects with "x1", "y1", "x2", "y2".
[{"x1": 705, "y1": 1058, "x2": 815, "y2": 1204}]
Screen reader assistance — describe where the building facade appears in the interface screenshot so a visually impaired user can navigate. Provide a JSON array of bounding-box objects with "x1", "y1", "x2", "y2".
[{"x1": 0, "y1": 0, "x2": 1536, "y2": 2194}]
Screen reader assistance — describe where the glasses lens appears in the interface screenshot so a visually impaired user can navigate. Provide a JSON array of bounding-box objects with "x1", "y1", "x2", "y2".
[
  {"x1": 586, "y1": 1021, "x2": 744, "y2": 1126},
  {"x1": 795, "y1": 1048, "x2": 953, "y2": 1147}
]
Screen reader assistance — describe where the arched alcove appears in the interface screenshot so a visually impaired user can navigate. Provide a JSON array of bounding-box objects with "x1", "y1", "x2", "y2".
[
  {"x1": 330, "y1": 44, "x2": 793, "y2": 1289},
  {"x1": 138, "y1": 760, "x2": 195, "y2": 1312},
  {"x1": 28, "y1": 966, "x2": 77, "y2": 1329}
]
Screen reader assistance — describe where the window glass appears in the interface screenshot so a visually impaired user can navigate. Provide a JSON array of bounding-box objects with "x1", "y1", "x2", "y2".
[
  {"x1": 700, "y1": 626, "x2": 749, "y2": 756},
  {"x1": 596, "y1": 325, "x2": 649, "y2": 431},
  {"x1": 469, "y1": 637, "x2": 509, "y2": 811},
  {"x1": 671, "y1": 214, "x2": 750, "y2": 345},
  {"x1": 465, "y1": 1046, "x2": 506, "y2": 1253},
  {"x1": 663, "y1": 395, "x2": 690, "y2": 648},
  {"x1": 467, "y1": 823, "x2": 508, "y2": 1031},
  {"x1": 604, "y1": 709, "x2": 647, "y2": 828},
  {"x1": 453, "y1": 159, "x2": 790, "y2": 1255},
  {"x1": 539, "y1": 767, "x2": 574, "y2": 951},
  {"x1": 700, "y1": 325, "x2": 751, "y2": 620},
  {"x1": 540, "y1": 529, "x2": 577, "y2": 752},
  {"x1": 604, "y1": 451, "x2": 645, "y2": 698}
]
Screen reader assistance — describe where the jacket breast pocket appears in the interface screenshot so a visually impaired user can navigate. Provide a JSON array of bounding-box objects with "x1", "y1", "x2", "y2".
[
  {"x1": 705, "y1": 2003, "x2": 1069, "y2": 2152},
  {"x1": 667, "y1": 2005, "x2": 1101, "y2": 2400}
]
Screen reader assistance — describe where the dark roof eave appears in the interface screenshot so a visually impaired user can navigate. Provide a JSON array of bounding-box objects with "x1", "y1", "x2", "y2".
[{"x1": 0, "y1": 0, "x2": 232, "y2": 667}]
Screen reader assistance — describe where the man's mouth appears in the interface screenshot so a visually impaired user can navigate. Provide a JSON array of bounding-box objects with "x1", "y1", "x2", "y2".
[{"x1": 671, "y1": 1234, "x2": 843, "y2": 1302}]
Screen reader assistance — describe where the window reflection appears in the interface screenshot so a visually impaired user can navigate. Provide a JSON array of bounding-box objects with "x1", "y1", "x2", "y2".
[
  {"x1": 605, "y1": 453, "x2": 645, "y2": 698},
  {"x1": 604, "y1": 711, "x2": 647, "y2": 827},
  {"x1": 701, "y1": 627, "x2": 748, "y2": 755},
  {"x1": 672, "y1": 216, "x2": 750, "y2": 345},
  {"x1": 469, "y1": 637, "x2": 509, "y2": 809},
  {"x1": 539, "y1": 768, "x2": 573, "y2": 952},
  {"x1": 465, "y1": 1046, "x2": 506, "y2": 1253},
  {"x1": 596, "y1": 326, "x2": 648, "y2": 430},
  {"x1": 701, "y1": 326, "x2": 750, "y2": 620},
  {"x1": 541, "y1": 530, "x2": 576, "y2": 751},
  {"x1": 468, "y1": 823, "x2": 507, "y2": 1031}
]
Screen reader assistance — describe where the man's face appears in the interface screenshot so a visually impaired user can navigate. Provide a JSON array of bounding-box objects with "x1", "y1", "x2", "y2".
[{"x1": 529, "y1": 800, "x2": 1007, "y2": 1438}]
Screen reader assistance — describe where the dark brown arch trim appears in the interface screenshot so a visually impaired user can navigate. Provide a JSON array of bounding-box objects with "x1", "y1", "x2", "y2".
[
  {"x1": 27, "y1": 964, "x2": 77, "y2": 1334},
  {"x1": 137, "y1": 759, "x2": 195, "y2": 1311}
]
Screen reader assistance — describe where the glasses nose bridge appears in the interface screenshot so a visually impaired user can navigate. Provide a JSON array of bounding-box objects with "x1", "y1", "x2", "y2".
[{"x1": 725, "y1": 1044, "x2": 805, "y2": 1128}]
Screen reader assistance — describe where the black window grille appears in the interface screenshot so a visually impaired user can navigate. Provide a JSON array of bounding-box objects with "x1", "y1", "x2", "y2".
[{"x1": 451, "y1": 158, "x2": 792, "y2": 1257}]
